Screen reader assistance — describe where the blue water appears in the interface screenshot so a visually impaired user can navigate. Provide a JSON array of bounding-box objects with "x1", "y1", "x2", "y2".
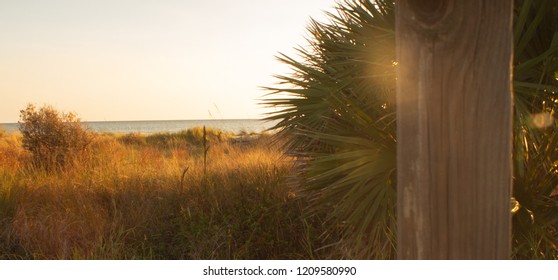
[{"x1": 0, "y1": 119, "x2": 278, "y2": 134}]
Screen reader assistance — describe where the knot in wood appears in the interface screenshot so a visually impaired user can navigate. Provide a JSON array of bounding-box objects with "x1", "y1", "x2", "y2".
[{"x1": 407, "y1": 0, "x2": 452, "y2": 27}]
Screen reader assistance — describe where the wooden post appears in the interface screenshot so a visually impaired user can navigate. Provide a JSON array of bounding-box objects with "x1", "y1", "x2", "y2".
[{"x1": 396, "y1": 0, "x2": 513, "y2": 259}]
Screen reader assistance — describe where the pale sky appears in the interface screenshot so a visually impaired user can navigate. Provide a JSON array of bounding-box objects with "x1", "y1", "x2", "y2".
[{"x1": 0, "y1": 0, "x2": 338, "y2": 123}]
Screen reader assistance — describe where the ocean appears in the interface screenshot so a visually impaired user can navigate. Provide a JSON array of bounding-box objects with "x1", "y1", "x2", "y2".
[{"x1": 0, "y1": 119, "x2": 278, "y2": 134}]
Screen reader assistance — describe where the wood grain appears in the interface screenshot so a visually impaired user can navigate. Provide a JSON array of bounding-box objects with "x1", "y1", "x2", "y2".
[{"x1": 396, "y1": 0, "x2": 513, "y2": 259}]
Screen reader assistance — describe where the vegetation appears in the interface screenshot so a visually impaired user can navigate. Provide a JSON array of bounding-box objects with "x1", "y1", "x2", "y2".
[
  {"x1": 18, "y1": 104, "x2": 91, "y2": 170},
  {"x1": 265, "y1": 0, "x2": 397, "y2": 259},
  {"x1": 2, "y1": 0, "x2": 557, "y2": 260},
  {"x1": 0, "y1": 127, "x2": 340, "y2": 259},
  {"x1": 264, "y1": 0, "x2": 558, "y2": 259}
]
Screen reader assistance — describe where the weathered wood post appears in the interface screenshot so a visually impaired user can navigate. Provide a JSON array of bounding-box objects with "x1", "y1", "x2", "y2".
[{"x1": 396, "y1": 0, "x2": 513, "y2": 259}]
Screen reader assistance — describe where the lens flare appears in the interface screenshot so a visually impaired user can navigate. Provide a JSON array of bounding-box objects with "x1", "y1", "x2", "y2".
[{"x1": 530, "y1": 112, "x2": 554, "y2": 129}]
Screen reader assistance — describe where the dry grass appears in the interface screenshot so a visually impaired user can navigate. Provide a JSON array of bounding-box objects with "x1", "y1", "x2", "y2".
[{"x1": 0, "y1": 128, "x2": 336, "y2": 259}]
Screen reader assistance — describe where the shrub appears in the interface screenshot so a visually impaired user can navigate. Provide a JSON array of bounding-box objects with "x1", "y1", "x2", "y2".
[
  {"x1": 183, "y1": 126, "x2": 231, "y2": 144},
  {"x1": 18, "y1": 104, "x2": 91, "y2": 169},
  {"x1": 118, "y1": 132, "x2": 146, "y2": 146}
]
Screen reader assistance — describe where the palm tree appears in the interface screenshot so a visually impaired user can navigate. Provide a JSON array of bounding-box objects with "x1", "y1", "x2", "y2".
[
  {"x1": 264, "y1": 0, "x2": 558, "y2": 259},
  {"x1": 264, "y1": 0, "x2": 397, "y2": 258}
]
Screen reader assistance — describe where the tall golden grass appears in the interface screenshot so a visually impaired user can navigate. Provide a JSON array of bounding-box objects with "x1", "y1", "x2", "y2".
[{"x1": 0, "y1": 128, "x2": 337, "y2": 259}]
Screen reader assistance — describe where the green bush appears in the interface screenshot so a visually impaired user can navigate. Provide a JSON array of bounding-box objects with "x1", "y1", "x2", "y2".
[{"x1": 18, "y1": 104, "x2": 91, "y2": 169}]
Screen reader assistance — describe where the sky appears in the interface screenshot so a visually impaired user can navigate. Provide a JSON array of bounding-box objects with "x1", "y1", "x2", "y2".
[{"x1": 0, "y1": 0, "x2": 338, "y2": 123}]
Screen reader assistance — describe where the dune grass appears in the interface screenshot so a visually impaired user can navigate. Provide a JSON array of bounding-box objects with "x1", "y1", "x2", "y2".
[{"x1": 0, "y1": 128, "x2": 336, "y2": 259}]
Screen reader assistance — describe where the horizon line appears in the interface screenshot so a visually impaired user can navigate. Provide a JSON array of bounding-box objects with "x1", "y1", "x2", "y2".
[{"x1": 0, "y1": 118, "x2": 269, "y2": 125}]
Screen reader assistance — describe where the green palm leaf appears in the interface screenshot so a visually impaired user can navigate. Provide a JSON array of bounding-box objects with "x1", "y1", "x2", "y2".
[{"x1": 263, "y1": 0, "x2": 396, "y2": 258}]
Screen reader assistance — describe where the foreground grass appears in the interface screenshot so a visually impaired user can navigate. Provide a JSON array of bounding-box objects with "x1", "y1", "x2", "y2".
[{"x1": 0, "y1": 128, "x2": 335, "y2": 259}]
